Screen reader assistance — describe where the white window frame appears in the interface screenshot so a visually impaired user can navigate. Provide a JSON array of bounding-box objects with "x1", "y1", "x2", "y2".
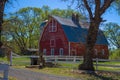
[
  {"x1": 43, "y1": 49, "x2": 46, "y2": 55},
  {"x1": 50, "y1": 39, "x2": 55, "y2": 47},
  {"x1": 59, "y1": 48, "x2": 64, "y2": 56},
  {"x1": 51, "y1": 48, "x2": 54, "y2": 56},
  {"x1": 102, "y1": 49, "x2": 104, "y2": 55},
  {"x1": 71, "y1": 48, "x2": 76, "y2": 56},
  {"x1": 94, "y1": 49, "x2": 97, "y2": 55},
  {"x1": 49, "y1": 19, "x2": 57, "y2": 32}
]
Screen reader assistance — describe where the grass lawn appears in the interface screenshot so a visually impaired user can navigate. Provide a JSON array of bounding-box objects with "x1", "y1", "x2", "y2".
[
  {"x1": 0, "y1": 57, "x2": 120, "y2": 80},
  {"x1": 0, "y1": 56, "x2": 30, "y2": 66},
  {"x1": 21, "y1": 67, "x2": 120, "y2": 80}
]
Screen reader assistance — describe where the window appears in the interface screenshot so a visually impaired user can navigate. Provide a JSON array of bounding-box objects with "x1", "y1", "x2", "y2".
[
  {"x1": 43, "y1": 49, "x2": 46, "y2": 55},
  {"x1": 49, "y1": 19, "x2": 57, "y2": 32},
  {"x1": 59, "y1": 48, "x2": 64, "y2": 56},
  {"x1": 50, "y1": 39, "x2": 55, "y2": 47},
  {"x1": 51, "y1": 48, "x2": 54, "y2": 56},
  {"x1": 102, "y1": 49, "x2": 104, "y2": 55},
  {"x1": 71, "y1": 48, "x2": 76, "y2": 56},
  {"x1": 94, "y1": 49, "x2": 97, "y2": 55}
]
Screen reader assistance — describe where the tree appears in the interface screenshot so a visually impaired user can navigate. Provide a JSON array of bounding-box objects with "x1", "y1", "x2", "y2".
[
  {"x1": 0, "y1": 0, "x2": 7, "y2": 41},
  {"x1": 104, "y1": 22, "x2": 120, "y2": 49},
  {"x1": 62, "y1": 0, "x2": 115, "y2": 71},
  {"x1": 3, "y1": 7, "x2": 42, "y2": 54},
  {"x1": 114, "y1": 0, "x2": 120, "y2": 15}
]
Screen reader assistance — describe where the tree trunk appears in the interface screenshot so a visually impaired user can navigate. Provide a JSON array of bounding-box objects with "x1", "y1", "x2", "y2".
[
  {"x1": 0, "y1": 0, "x2": 7, "y2": 41},
  {"x1": 38, "y1": 50, "x2": 45, "y2": 69},
  {"x1": 79, "y1": 19, "x2": 100, "y2": 71}
]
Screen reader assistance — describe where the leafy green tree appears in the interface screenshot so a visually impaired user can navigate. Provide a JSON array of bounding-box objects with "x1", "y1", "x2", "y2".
[
  {"x1": 3, "y1": 7, "x2": 42, "y2": 54},
  {"x1": 3, "y1": 5, "x2": 85, "y2": 55},
  {"x1": 104, "y1": 22, "x2": 120, "y2": 49},
  {"x1": 114, "y1": 0, "x2": 120, "y2": 15},
  {"x1": 62, "y1": 0, "x2": 115, "y2": 71},
  {"x1": 110, "y1": 49, "x2": 120, "y2": 60}
]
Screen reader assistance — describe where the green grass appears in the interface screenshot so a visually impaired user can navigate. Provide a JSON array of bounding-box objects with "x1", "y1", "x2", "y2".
[
  {"x1": 1, "y1": 57, "x2": 120, "y2": 71},
  {"x1": 0, "y1": 57, "x2": 30, "y2": 66},
  {"x1": 0, "y1": 57, "x2": 120, "y2": 80},
  {"x1": 12, "y1": 57, "x2": 30, "y2": 66},
  {"x1": 23, "y1": 67, "x2": 120, "y2": 80}
]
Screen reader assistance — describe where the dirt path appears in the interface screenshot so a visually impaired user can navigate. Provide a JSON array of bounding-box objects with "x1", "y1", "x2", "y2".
[{"x1": 9, "y1": 67, "x2": 81, "y2": 80}]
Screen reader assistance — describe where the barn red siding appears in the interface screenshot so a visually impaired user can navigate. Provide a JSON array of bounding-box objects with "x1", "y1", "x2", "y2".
[
  {"x1": 70, "y1": 42, "x2": 109, "y2": 59},
  {"x1": 39, "y1": 17, "x2": 109, "y2": 59},
  {"x1": 70, "y1": 42, "x2": 85, "y2": 56},
  {"x1": 40, "y1": 18, "x2": 69, "y2": 56}
]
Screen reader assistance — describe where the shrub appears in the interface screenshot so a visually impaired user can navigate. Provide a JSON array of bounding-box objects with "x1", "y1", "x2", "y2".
[{"x1": 109, "y1": 49, "x2": 120, "y2": 60}]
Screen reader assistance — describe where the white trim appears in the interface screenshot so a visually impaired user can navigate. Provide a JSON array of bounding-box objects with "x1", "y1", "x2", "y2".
[
  {"x1": 94, "y1": 49, "x2": 97, "y2": 55},
  {"x1": 102, "y1": 49, "x2": 104, "y2": 55},
  {"x1": 71, "y1": 49, "x2": 76, "y2": 56},
  {"x1": 50, "y1": 39, "x2": 55, "y2": 47},
  {"x1": 68, "y1": 42, "x2": 71, "y2": 56},
  {"x1": 59, "y1": 48, "x2": 64, "y2": 56},
  {"x1": 43, "y1": 49, "x2": 47, "y2": 55},
  {"x1": 49, "y1": 19, "x2": 57, "y2": 32},
  {"x1": 51, "y1": 48, "x2": 54, "y2": 56}
]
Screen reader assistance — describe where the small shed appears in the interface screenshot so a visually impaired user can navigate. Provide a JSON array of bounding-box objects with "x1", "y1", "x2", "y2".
[
  {"x1": 26, "y1": 48, "x2": 39, "y2": 55},
  {"x1": 30, "y1": 56, "x2": 39, "y2": 65}
]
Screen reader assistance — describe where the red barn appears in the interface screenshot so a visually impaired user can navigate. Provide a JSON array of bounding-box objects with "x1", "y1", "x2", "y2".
[{"x1": 39, "y1": 14, "x2": 109, "y2": 59}]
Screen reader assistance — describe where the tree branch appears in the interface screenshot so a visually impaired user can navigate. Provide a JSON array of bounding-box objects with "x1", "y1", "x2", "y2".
[
  {"x1": 100, "y1": 0, "x2": 115, "y2": 15},
  {"x1": 95, "y1": 0, "x2": 100, "y2": 17},
  {"x1": 83, "y1": 0, "x2": 93, "y2": 20}
]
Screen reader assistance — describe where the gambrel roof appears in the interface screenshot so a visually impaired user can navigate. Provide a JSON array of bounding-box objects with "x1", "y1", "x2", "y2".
[{"x1": 41, "y1": 15, "x2": 108, "y2": 45}]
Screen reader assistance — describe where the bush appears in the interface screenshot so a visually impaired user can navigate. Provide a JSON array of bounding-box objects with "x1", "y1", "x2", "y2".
[
  {"x1": 109, "y1": 49, "x2": 120, "y2": 60},
  {"x1": 0, "y1": 48, "x2": 5, "y2": 57}
]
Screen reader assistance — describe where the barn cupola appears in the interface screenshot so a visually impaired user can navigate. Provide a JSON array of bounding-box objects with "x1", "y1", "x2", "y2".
[{"x1": 72, "y1": 13, "x2": 80, "y2": 26}]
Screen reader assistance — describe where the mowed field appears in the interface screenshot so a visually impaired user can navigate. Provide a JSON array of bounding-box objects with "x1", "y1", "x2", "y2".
[{"x1": 0, "y1": 57, "x2": 120, "y2": 80}]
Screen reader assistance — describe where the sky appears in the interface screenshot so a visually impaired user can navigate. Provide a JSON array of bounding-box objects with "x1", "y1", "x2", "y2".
[{"x1": 5, "y1": 0, "x2": 120, "y2": 25}]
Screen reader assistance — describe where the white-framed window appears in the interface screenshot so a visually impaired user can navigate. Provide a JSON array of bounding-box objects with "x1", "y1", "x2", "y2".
[
  {"x1": 49, "y1": 19, "x2": 57, "y2": 32},
  {"x1": 102, "y1": 49, "x2": 104, "y2": 55},
  {"x1": 71, "y1": 48, "x2": 76, "y2": 56},
  {"x1": 43, "y1": 49, "x2": 46, "y2": 55},
  {"x1": 59, "y1": 48, "x2": 64, "y2": 56},
  {"x1": 51, "y1": 48, "x2": 54, "y2": 56},
  {"x1": 94, "y1": 49, "x2": 97, "y2": 55},
  {"x1": 50, "y1": 39, "x2": 55, "y2": 47}
]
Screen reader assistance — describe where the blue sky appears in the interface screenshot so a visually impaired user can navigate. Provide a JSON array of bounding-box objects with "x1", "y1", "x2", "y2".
[{"x1": 5, "y1": 0, "x2": 120, "y2": 25}]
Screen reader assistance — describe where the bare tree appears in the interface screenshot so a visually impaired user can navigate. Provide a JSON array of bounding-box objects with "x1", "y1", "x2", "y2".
[{"x1": 62, "y1": 0, "x2": 115, "y2": 71}]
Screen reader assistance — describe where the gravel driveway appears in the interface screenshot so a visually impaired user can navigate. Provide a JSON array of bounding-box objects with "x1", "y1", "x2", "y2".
[{"x1": 9, "y1": 67, "x2": 81, "y2": 80}]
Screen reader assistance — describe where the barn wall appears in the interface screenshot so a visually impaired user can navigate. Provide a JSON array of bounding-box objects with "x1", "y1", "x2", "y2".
[
  {"x1": 70, "y1": 42, "x2": 109, "y2": 59},
  {"x1": 94, "y1": 45, "x2": 109, "y2": 59},
  {"x1": 70, "y1": 42, "x2": 85, "y2": 56},
  {"x1": 40, "y1": 18, "x2": 69, "y2": 56},
  {"x1": 39, "y1": 17, "x2": 109, "y2": 59}
]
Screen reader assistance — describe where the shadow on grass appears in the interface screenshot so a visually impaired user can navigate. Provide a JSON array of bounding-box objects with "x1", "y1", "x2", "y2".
[
  {"x1": 92, "y1": 73, "x2": 114, "y2": 80},
  {"x1": 78, "y1": 70, "x2": 119, "y2": 80}
]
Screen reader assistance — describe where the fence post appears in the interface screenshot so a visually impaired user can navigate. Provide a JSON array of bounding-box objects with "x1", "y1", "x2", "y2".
[
  {"x1": 96, "y1": 58, "x2": 98, "y2": 70},
  {"x1": 55, "y1": 56, "x2": 57, "y2": 63},
  {"x1": 73, "y1": 56, "x2": 76, "y2": 62},
  {"x1": 0, "y1": 64, "x2": 9, "y2": 80},
  {"x1": 10, "y1": 51, "x2": 13, "y2": 66}
]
